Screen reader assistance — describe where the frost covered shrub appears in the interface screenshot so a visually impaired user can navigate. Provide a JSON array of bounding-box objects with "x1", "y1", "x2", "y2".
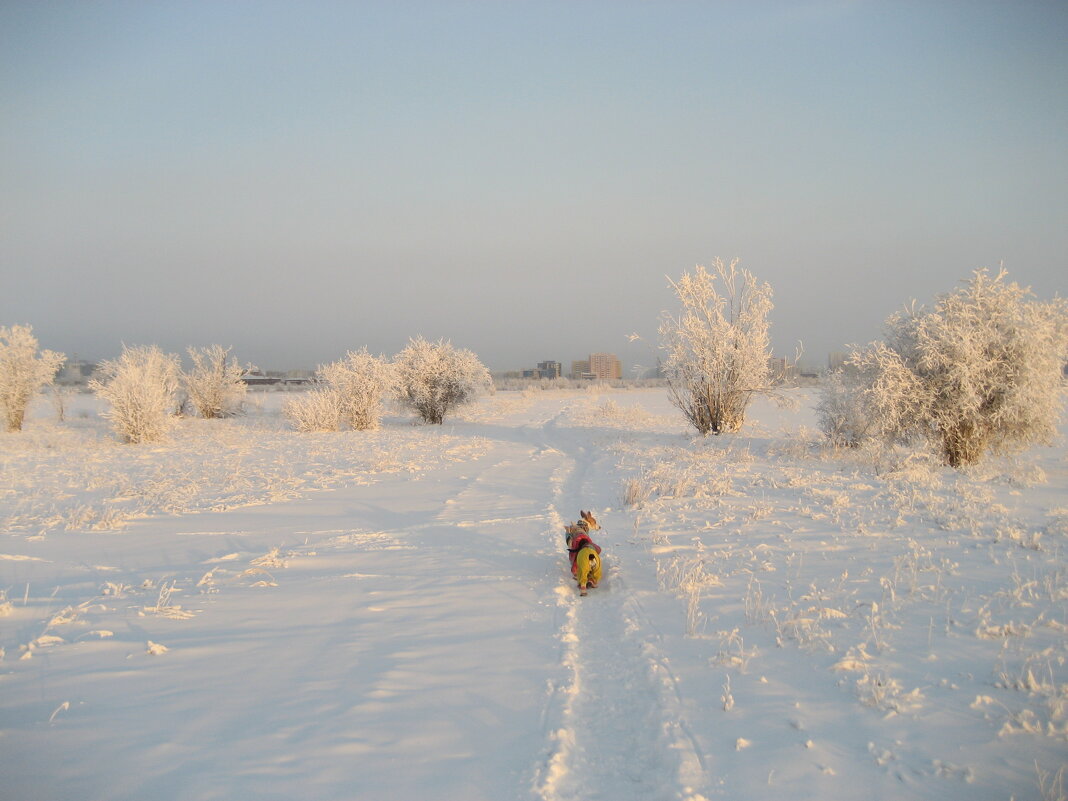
[
  {"x1": 850, "y1": 269, "x2": 1068, "y2": 467},
  {"x1": 816, "y1": 370, "x2": 875, "y2": 448},
  {"x1": 659, "y1": 259, "x2": 774, "y2": 434},
  {"x1": 282, "y1": 386, "x2": 343, "y2": 433},
  {"x1": 184, "y1": 345, "x2": 248, "y2": 419},
  {"x1": 90, "y1": 345, "x2": 181, "y2": 443},
  {"x1": 283, "y1": 349, "x2": 395, "y2": 433},
  {"x1": 0, "y1": 324, "x2": 65, "y2": 432},
  {"x1": 317, "y1": 349, "x2": 396, "y2": 430},
  {"x1": 394, "y1": 337, "x2": 492, "y2": 425}
]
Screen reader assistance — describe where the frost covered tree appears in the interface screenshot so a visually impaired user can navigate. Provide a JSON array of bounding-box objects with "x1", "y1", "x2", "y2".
[
  {"x1": 0, "y1": 324, "x2": 65, "y2": 432},
  {"x1": 394, "y1": 337, "x2": 492, "y2": 425},
  {"x1": 846, "y1": 269, "x2": 1068, "y2": 467},
  {"x1": 659, "y1": 259, "x2": 774, "y2": 434},
  {"x1": 184, "y1": 345, "x2": 249, "y2": 419},
  {"x1": 318, "y1": 348, "x2": 396, "y2": 430},
  {"x1": 90, "y1": 345, "x2": 182, "y2": 443}
]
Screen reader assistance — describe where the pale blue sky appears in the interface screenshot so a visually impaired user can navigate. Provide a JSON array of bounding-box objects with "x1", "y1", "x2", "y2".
[{"x1": 2, "y1": 1, "x2": 1065, "y2": 372}]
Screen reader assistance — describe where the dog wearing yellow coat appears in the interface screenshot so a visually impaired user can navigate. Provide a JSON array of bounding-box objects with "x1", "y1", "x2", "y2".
[{"x1": 564, "y1": 511, "x2": 603, "y2": 596}]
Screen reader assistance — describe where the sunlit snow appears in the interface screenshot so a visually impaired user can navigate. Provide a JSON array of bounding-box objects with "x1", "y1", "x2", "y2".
[{"x1": 2, "y1": 388, "x2": 1065, "y2": 800}]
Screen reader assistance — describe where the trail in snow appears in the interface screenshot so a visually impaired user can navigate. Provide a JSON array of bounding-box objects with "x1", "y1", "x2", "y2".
[{"x1": 533, "y1": 409, "x2": 712, "y2": 801}]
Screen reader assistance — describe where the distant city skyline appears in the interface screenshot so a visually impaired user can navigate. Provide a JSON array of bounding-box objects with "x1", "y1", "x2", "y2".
[
  {"x1": 3, "y1": 3, "x2": 1065, "y2": 373},
  {"x1": 56, "y1": 345, "x2": 842, "y2": 379}
]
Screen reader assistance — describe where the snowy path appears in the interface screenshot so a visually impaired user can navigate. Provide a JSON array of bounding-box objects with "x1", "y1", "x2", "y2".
[
  {"x1": 531, "y1": 407, "x2": 713, "y2": 801},
  {"x1": 538, "y1": 573, "x2": 712, "y2": 801}
]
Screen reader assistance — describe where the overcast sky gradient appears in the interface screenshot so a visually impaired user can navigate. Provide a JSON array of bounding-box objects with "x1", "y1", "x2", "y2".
[{"x1": 2, "y1": 1, "x2": 1065, "y2": 372}]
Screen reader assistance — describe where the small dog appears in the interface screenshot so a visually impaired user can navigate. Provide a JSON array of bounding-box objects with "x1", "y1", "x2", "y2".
[{"x1": 564, "y1": 511, "x2": 603, "y2": 596}]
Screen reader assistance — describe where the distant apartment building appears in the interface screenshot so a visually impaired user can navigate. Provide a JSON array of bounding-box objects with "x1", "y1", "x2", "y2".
[
  {"x1": 56, "y1": 359, "x2": 97, "y2": 386},
  {"x1": 537, "y1": 361, "x2": 562, "y2": 379},
  {"x1": 768, "y1": 356, "x2": 808, "y2": 383},
  {"x1": 520, "y1": 360, "x2": 562, "y2": 380},
  {"x1": 828, "y1": 351, "x2": 849, "y2": 372},
  {"x1": 570, "y1": 360, "x2": 590, "y2": 380},
  {"x1": 589, "y1": 353, "x2": 622, "y2": 381},
  {"x1": 767, "y1": 356, "x2": 788, "y2": 383}
]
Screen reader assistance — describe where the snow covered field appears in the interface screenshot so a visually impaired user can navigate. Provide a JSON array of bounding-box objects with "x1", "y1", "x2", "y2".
[{"x1": 2, "y1": 387, "x2": 1065, "y2": 801}]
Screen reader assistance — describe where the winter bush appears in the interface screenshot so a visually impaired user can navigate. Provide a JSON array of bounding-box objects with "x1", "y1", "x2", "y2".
[
  {"x1": 847, "y1": 269, "x2": 1068, "y2": 467},
  {"x1": 318, "y1": 349, "x2": 396, "y2": 430},
  {"x1": 184, "y1": 345, "x2": 249, "y2": 419},
  {"x1": 659, "y1": 259, "x2": 774, "y2": 434},
  {"x1": 394, "y1": 337, "x2": 492, "y2": 425},
  {"x1": 90, "y1": 345, "x2": 182, "y2": 443},
  {"x1": 282, "y1": 386, "x2": 343, "y2": 433},
  {"x1": 815, "y1": 370, "x2": 874, "y2": 448},
  {"x1": 0, "y1": 324, "x2": 65, "y2": 432},
  {"x1": 49, "y1": 384, "x2": 76, "y2": 423}
]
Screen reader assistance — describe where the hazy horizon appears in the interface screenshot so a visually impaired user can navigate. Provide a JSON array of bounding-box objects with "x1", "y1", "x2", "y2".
[{"x1": 3, "y1": 2, "x2": 1065, "y2": 374}]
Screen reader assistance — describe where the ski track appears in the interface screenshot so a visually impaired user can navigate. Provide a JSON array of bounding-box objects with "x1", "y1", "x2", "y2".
[{"x1": 534, "y1": 411, "x2": 712, "y2": 801}]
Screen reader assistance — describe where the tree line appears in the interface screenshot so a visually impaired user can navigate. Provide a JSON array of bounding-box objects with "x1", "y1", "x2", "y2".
[
  {"x1": 4, "y1": 263, "x2": 1066, "y2": 468},
  {"x1": 0, "y1": 332, "x2": 491, "y2": 442}
]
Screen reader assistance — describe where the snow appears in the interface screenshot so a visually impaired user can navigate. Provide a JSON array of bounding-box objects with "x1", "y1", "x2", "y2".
[{"x1": 2, "y1": 387, "x2": 1066, "y2": 800}]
